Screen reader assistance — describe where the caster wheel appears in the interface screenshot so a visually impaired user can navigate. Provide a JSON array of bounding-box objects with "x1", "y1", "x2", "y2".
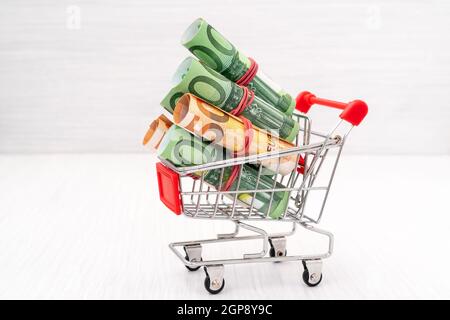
[
  {"x1": 184, "y1": 255, "x2": 201, "y2": 272},
  {"x1": 269, "y1": 247, "x2": 287, "y2": 258},
  {"x1": 204, "y1": 276, "x2": 225, "y2": 295},
  {"x1": 302, "y1": 269, "x2": 323, "y2": 287}
]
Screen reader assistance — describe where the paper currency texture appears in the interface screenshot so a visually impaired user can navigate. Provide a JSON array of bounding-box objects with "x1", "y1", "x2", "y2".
[
  {"x1": 182, "y1": 18, "x2": 295, "y2": 115},
  {"x1": 156, "y1": 125, "x2": 289, "y2": 219},
  {"x1": 142, "y1": 114, "x2": 173, "y2": 150},
  {"x1": 161, "y1": 57, "x2": 299, "y2": 142},
  {"x1": 172, "y1": 93, "x2": 298, "y2": 176}
]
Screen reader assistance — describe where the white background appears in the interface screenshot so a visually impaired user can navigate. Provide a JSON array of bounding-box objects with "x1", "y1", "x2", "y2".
[
  {"x1": 0, "y1": 0, "x2": 450, "y2": 300},
  {"x1": 1, "y1": 0, "x2": 449, "y2": 154}
]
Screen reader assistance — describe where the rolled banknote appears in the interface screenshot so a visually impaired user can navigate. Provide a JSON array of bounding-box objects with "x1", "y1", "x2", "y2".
[
  {"x1": 142, "y1": 114, "x2": 173, "y2": 150},
  {"x1": 181, "y1": 18, "x2": 295, "y2": 115},
  {"x1": 172, "y1": 93, "x2": 297, "y2": 176},
  {"x1": 160, "y1": 57, "x2": 299, "y2": 142},
  {"x1": 146, "y1": 121, "x2": 289, "y2": 219}
]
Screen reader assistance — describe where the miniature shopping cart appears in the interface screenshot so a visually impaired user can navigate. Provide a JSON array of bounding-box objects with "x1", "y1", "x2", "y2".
[{"x1": 156, "y1": 91, "x2": 368, "y2": 294}]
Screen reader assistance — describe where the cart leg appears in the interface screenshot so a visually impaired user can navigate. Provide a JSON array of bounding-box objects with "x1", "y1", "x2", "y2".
[
  {"x1": 204, "y1": 265, "x2": 225, "y2": 294},
  {"x1": 183, "y1": 244, "x2": 202, "y2": 272},
  {"x1": 302, "y1": 259, "x2": 323, "y2": 287},
  {"x1": 268, "y1": 236, "x2": 287, "y2": 258},
  {"x1": 299, "y1": 222, "x2": 334, "y2": 258}
]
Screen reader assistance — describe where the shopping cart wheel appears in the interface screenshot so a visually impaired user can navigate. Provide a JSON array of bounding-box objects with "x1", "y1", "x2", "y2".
[
  {"x1": 184, "y1": 255, "x2": 202, "y2": 271},
  {"x1": 269, "y1": 236, "x2": 287, "y2": 260},
  {"x1": 183, "y1": 244, "x2": 202, "y2": 272},
  {"x1": 204, "y1": 265, "x2": 225, "y2": 294},
  {"x1": 204, "y1": 276, "x2": 225, "y2": 295},
  {"x1": 302, "y1": 269, "x2": 323, "y2": 287},
  {"x1": 302, "y1": 260, "x2": 323, "y2": 287}
]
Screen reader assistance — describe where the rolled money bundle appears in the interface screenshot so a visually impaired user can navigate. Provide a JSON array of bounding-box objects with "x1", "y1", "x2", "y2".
[
  {"x1": 172, "y1": 93, "x2": 297, "y2": 176},
  {"x1": 151, "y1": 124, "x2": 289, "y2": 219},
  {"x1": 160, "y1": 57, "x2": 299, "y2": 142},
  {"x1": 142, "y1": 114, "x2": 173, "y2": 150},
  {"x1": 181, "y1": 18, "x2": 295, "y2": 115}
]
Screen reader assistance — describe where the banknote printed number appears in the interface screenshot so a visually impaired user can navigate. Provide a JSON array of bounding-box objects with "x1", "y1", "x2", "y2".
[
  {"x1": 172, "y1": 139, "x2": 215, "y2": 165},
  {"x1": 206, "y1": 25, "x2": 236, "y2": 56},
  {"x1": 195, "y1": 101, "x2": 229, "y2": 124},
  {"x1": 189, "y1": 45, "x2": 224, "y2": 71},
  {"x1": 169, "y1": 92, "x2": 185, "y2": 110},
  {"x1": 188, "y1": 76, "x2": 227, "y2": 106}
]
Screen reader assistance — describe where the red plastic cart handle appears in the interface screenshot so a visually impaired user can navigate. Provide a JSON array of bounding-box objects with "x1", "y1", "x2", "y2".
[
  {"x1": 295, "y1": 91, "x2": 368, "y2": 126},
  {"x1": 156, "y1": 162, "x2": 182, "y2": 215}
]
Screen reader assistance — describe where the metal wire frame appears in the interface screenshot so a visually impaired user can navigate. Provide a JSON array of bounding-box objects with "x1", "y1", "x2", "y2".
[
  {"x1": 159, "y1": 113, "x2": 351, "y2": 224},
  {"x1": 164, "y1": 111, "x2": 355, "y2": 280}
]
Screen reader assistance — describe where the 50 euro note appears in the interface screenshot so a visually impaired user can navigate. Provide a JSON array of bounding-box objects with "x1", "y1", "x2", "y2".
[
  {"x1": 160, "y1": 57, "x2": 299, "y2": 142},
  {"x1": 143, "y1": 115, "x2": 289, "y2": 219},
  {"x1": 142, "y1": 114, "x2": 173, "y2": 151},
  {"x1": 181, "y1": 18, "x2": 295, "y2": 115},
  {"x1": 172, "y1": 93, "x2": 298, "y2": 176}
]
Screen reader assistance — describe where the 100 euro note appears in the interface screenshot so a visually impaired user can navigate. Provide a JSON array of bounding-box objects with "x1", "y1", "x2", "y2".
[
  {"x1": 172, "y1": 93, "x2": 298, "y2": 176},
  {"x1": 182, "y1": 18, "x2": 295, "y2": 115},
  {"x1": 143, "y1": 115, "x2": 289, "y2": 219},
  {"x1": 160, "y1": 57, "x2": 299, "y2": 142}
]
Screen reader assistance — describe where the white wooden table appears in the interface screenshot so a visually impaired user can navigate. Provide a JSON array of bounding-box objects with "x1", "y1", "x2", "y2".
[{"x1": 0, "y1": 154, "x2": 449, "y2": 299}]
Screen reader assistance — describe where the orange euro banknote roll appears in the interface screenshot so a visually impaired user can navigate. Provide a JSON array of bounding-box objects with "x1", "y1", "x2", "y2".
[
  {"x1": 172, "y1": 93, "x2": 297, "y2": 176},
  {"x1": 142, "y1": 114, "x2": 173, "y2": 150}
]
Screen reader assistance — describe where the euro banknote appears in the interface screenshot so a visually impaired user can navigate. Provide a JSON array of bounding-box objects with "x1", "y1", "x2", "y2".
[
  {"x1": 181, "y1": 18, "x2": 295, "y2": 115},
  {"x1": 151, "y1": 123, "x2": 289, "y2": 219},
  {"x1": 172, "y1": 94, "x2": 298, "y2": 176},
  {"x1": 161, "y1": 57, "x2": 299, "y2": 142}
]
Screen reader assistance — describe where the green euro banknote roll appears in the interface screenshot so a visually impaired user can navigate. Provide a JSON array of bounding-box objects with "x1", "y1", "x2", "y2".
[
  {"x1": 155, "y1": 124, "x2": 289, "y2": 219},
  {"x1": 160, "y1": 57, "x2": 299, "y2": 142},
  {"x1": 181, "y1": 18, "x2": 295, "y2": 115}
]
